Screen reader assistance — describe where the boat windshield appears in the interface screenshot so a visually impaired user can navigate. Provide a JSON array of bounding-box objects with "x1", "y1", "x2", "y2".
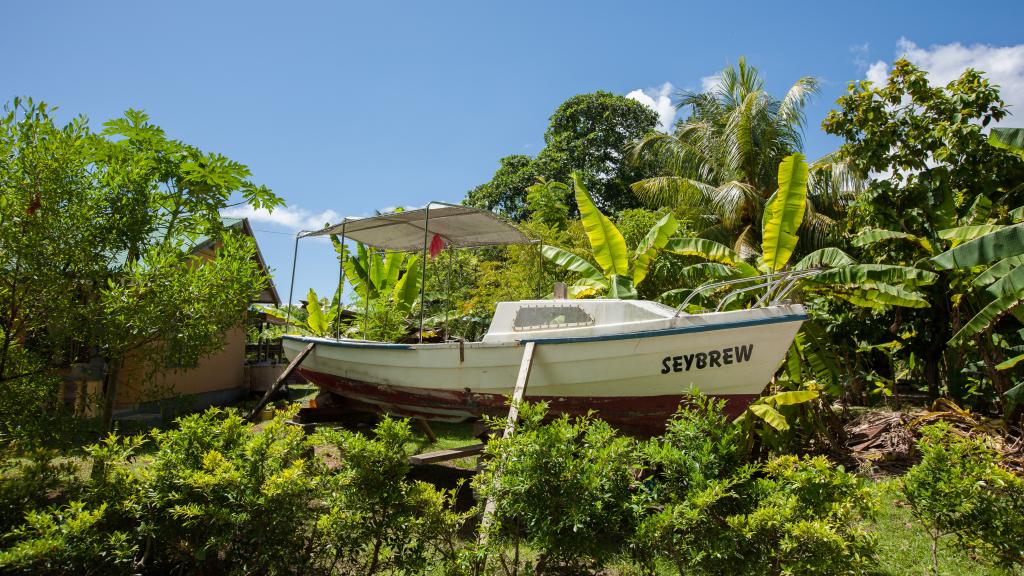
[{"x1": 512, "y1": 304, "x2": 595, "y2": 331}]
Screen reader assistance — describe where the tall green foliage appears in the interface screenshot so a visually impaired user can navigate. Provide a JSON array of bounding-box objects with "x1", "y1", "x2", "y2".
[
  {"x1": 542, "y1": 174, "x2": 679, "y2": 298},
  {"x1": 630, "y1": 58, "x2": 851, "y2": 254},
  {"x1": 0, "y1": 98, "x2": 282, "y2": 431},
  {"x1": 902, "y1": 423, "x2": 1024, "y2": 574},
  {"x1": 823, "y1": 58, "x2": 1024, "y2": 401},
  {"x1": 467, "y1": 91, "x2": 659, "y2": 218}
]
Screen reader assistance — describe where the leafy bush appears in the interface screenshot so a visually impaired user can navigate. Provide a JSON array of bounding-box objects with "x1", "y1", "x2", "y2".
[
  {"x1": 139, "y1": 407, "x2": 318, "y2": 574},
  {"x1": 902, "y1": 422, "x2": 1024, "y2": 574},
  {"x1": 632, "y1": 394, "x2": 748, "y2": 573},
  {"x1": 0, "y1": 337, "x2": 71, "y2": 447},
  {"x1": 314, "y1": 416, "x2": 470, "y2": 575},
  {"x1": 0, "y1": 501, "x2": 136, "y2": 575},
  {"x1": 0, "y1": 448, "x2": 80, "y2": 535},
  {"x1": 732, "y1": 455, "x2": 877, "y2": 576},
  {"x1": 475, "y1": 402, "x2": 642, "y2": 573},
  {"x1": 634, "y1": 394, "x2": 876, "y2": 576}
]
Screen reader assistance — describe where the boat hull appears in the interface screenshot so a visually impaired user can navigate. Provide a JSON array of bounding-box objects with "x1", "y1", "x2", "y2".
[{"x1": 284, "y1": 306, "x2": 806, "y2": 434}]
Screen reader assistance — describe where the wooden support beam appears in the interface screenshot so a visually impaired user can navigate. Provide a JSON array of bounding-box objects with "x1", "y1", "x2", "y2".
[
  {"x1": 416, "y1": 418, "x2": 438, "y2": 443},
  {"x1": 408, "y1": 443, "x2": 484, "y2": 465},
  {"x1": 478, "y1": 341, "x2": 536, "y2": 555},
  {"x1": 246, "y1": 342, "x2": 315, "y2": 421}
]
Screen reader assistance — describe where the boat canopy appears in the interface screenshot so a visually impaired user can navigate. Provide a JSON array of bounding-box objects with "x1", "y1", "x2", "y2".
[{"x1": 300, "y1": 202, "x2": 534, "y2": 251}]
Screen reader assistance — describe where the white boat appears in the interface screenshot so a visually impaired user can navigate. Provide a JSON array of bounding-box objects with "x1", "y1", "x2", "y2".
[
  {"x1": 283, "y1": 299, "x2": 805, "y2": 433},
  {"x1": 281, "y1": 203, "x2": 809, "y2": 434}
]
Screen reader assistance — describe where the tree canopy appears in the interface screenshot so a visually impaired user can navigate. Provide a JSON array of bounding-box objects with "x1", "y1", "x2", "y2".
[{"x1": 466, "y1": 91, "x2": 659, "y2": 219}]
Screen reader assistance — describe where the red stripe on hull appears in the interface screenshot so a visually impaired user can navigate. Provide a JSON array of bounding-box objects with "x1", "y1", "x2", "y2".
[{"x1": 298, "y1": 368, "x2": 757, "y2": 435}]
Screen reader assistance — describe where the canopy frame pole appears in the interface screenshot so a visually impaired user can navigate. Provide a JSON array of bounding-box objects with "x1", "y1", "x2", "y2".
[
  {"x1": 418, "y1": 204, "x2": 431, "y2": 343},
  {"x1": 535, "y1": 241, "x2": 543, "y2": 298},
  {"x1": 285, "y1": 233, "x2": 301, "y2": 329},
  {"x1": 444, "y1": 245, "x2": 453, "y2": 340},
  {"x1": 334, "y1": 222, "x2": 347, "y2": 340},
  {"x1": 363, "y1": 245, "x2": 370, "y2": 338}
]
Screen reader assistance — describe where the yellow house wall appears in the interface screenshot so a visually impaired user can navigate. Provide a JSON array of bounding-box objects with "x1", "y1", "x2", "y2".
[{"x1": 116, "y1": 324, "x2": 247, "y2": 408}]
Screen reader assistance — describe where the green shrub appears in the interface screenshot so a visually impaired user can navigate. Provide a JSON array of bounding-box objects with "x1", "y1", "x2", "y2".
[
  {"x1": 139, "y1": 407, "x2": 318, "y2": 574},
  {"x1": 645, "y1": 393, "x2": 743, "y2": 499},
  {"x1": 631, "y1": 394, "x2": 749, "y2": 573},
  {"x1": 731, "y1": 455, "x2": 877, "y2": 576},
  {"x1": 0, "y1": 448, "x2": 80, "y2": 535},
  {"x1": 314, "y1": 416, "x2": 470, "y2": 575},
  {"x1": 902, "y1": 422, "x2": 1024, "y2": 574},
  {"x1": 0, "y1": 501, "x2": 136, "y2": 575},
  {"x1": 634, "y1": 395, "x2": 876, "y2": 575},
  {"x1": 475, "y1": 402, "x2": 642, "y2": 574},
  {"x1": 0, "y1": 337, "x2": 72, "y2": 447}
]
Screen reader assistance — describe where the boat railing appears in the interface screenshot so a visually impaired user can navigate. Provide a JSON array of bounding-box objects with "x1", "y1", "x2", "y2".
[{"x1": 674, "y1": 268, "x2": 826, "y2": 317}]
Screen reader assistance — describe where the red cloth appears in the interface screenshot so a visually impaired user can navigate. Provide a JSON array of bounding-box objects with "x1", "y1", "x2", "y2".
[{"x1": 429, "y1": 233, "x2": 446, "y2": 258}]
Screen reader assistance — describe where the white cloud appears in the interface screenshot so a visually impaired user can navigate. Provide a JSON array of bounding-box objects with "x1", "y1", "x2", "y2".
[
  {"x1": 868, "y1": 38, "x2": 1024, "y2": 126},
  {"x1": 865, "y1": 60, "x2": 889, "y2": 86},
  {"x1": 626, "y1": 82, "x2": 676, "y2": 132},
  {"x1": 700, "y1": 75, "x2": 722, "y2": 93},
  {"x1": 222, "y1": 204, "x2": 341, "y2": 232}
]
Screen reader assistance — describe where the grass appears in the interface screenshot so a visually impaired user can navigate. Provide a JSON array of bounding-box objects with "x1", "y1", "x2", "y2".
[
  {"x1": 406, "y1": 420, "x2": 482, "y2": 469},
  {"x1": 869, "y1": 479, "x2": 1008, "y2": 576}
]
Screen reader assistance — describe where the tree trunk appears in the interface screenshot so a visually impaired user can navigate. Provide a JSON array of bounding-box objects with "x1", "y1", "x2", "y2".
[
  {"x1": 100, "y1": 357, "x2": 123, "y2": 432},
  {"x1": 924, "y1": 295, "x2": 951, "y2": 400}
]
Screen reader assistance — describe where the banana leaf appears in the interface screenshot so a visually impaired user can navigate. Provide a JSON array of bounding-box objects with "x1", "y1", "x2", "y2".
[
  {"x1": 851, "y1": 229, "x2": 932, "y2": 254},
  {"x1": 990, "y1": 127, "x2": 1024, "y2": 156},
  {"x1": 987, "y1": 264, "x2": 1024, "y2": 299},
  {"x1": 834, "y1": 282, "x2": 929, "y2": 309},
  {"x1": 632, "y1": 212, "x2": 679, "y2": 286},
  {"x1": 608, "y1": 274, "x2": 637, "y2": 299},
  {"x1": 769, "y1": 390, "x2": 819, "y2": 406},
  {"x1": 664, "y1": 237, "x2": 759, "y2": 276},
  {"x1": 938, "y1": 224, "x2": 1005, "y2": 247},
  {"x1": 761, "y1": 153, "x2": 808, "y2": 272},
  {"x1": 796, "y1": 323, "x2": 841, "y2": 392},
  {"x1": 381, "y1": 251, "x2": 405, "y2": 288},
  {"x1": 973, "y1": 255, "x2": 1024, "y2": 287},
  {"x1": 996, "y1": 353, "x2": 1024, "y2": 371},
  {"x1": 393, "y1": 255, "x2": 422, "y2": 312},
  {"x1": 967, "y1": 195, "x2": 993, "y2": 224},
  {"x1": 305, "y1": 288, "x2": 336, "y2": 336},
  {"x1": 541, "y1": 245, "x2": 608, "y2": 284},
  {"x1": 932, "y1": 223, "x2": 1024, "y2": 270},
  {"x1": 811, "y1": 264, "x2": 937, "y2": 287},
  {"x1": 748, "y1": 403, "x2": 789, "y2": 431},
  {"x1": 573, "y1": 173, "x2": 629, "y2": 277},
  {"x1": 793, "y1": 247, "x2": 856, "y2": 270},
  {"x1": 950, "y1": 290, "x2": 1024, "y2": 344},
  {"x1": 675, "y1": 262, "x2": 751, "y2": 284}
]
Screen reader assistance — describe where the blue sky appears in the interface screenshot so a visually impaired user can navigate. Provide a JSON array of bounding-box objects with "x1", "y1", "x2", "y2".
[{"x1": 4, "y1": 0, "x2": 1024, "y2": 302}]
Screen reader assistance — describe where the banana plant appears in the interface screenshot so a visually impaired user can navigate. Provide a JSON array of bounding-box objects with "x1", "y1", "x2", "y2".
[
  {"x1": 331, "y1": 238, "x2": 422, "y2": 313},
  {"x1": 258, "y1": 288, "x2": 339, "y2": 337},
  {"x1": 666, "y1": 154, "x2": 937, "y2": 432},
  {"x1": 934, "y1": 129, "x2": 1024, "y2": 340},
  {"x1": 927, "y1": 130, "x2": 1024, "y2": 404},
  {"x1": 541, "y1": 173, "x2": 679, "y2": 299},
  {"x1": 663, "y1": 154, "x2": 936, "y2": 312}
]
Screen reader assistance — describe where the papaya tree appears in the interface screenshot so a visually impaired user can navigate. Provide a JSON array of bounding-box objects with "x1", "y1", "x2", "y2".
[{"x1": 540, "y1": 174, "x2": 679, "y2": 299}]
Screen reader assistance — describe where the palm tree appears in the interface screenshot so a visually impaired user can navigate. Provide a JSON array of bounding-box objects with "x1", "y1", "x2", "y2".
[{"x1": 630, "y1": 58, "x2": 856, "y2": 258}]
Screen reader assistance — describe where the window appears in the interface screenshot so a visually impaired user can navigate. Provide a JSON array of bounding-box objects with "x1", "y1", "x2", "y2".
[{"x1": 512, "y1": 305, "x2": 595, "y2": 331}]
